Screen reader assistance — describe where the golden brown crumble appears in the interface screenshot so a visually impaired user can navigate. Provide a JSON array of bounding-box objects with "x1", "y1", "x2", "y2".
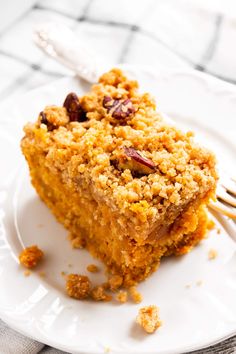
[
  {"x1": 115, "y1": 290, "x2": 128, "y2": 303},
  {"x1": 136, "y1": 305, "x2": 162, "y2": 334},
  {"x1": 24, "y1": 270, "x2": 31, "y2": 277},
  {"x1": 208, "y1": 249, "x2": 218, "y2": 260},
  {"x1": 129, "y1": 286, "x2": 143, "y2": 303},
  {"x1": 108, "y1": 275, "x2": 123, "y2": 291},
  {"x1": 90, "y1": 285, "x2": 112, "y2": 302},
  {"x1": 87, "y1": 264, "x2": 99, "y2": 273},
  {"x1": 66, "y1": 274, "x2": 91, "y2": 300},
  {"x1": 19, "y1": 245, "x2": 44, "y2": 269}
]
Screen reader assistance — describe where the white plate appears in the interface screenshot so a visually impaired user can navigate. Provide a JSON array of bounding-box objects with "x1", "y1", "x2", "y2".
[{"x1": 0, "y1": 66, "x2": 236, "y2": 354}]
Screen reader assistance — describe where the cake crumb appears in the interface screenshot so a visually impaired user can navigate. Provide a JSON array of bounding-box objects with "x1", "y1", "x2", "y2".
[
  {"x1": 19, "y1": 245, "x2": 44, "y2": 269},
  {"x1": 104, "y1": 347, "x2": 111, "y2": 353},
  {"x1": 68, "y1": 263, "x2": 73, "y2": 268},
  {"x1": 115, "y1": 290, "x2": 128, "y2": 303},
  {"x1": 129, "y1": 286, "x2": 143, "y2": 303},
  {"x1": 208, "y1": 249, "x2": 218, "y2": 260},
  {"x1": 90, "y1": 285, "x2": 112, "y2": 302},
  {"x1": 39, "y1": 271, "x2": 46, "y2": 278},
  {"x1": 37, "y1": 224, "x2": 44, "y2": 228},
  {"x1": 61, "y1": 271, "x2": 67, "y2": 277},
  {"x1": 108, "y1": 275, "x2": 123, "y2": 291},
  {"x1": 24, "y1": 270, "x2": 31, "y2": 277},
  {"x1": 207, "y1": 219, "x2": 215, "y2": 230},
  {"x1": 196, "y1": 280, "x2": 203, "y2": 286},
  {"x1": 217, "y1": 228, "x2": 221, "y2": 234},
  {"x1": 87, "y1": 264, "x2": 99, "y2": 273},
  {"x1": 185, "y1": 284, "x2": 191, "y2": 289},
  {"x1": 136, "y1": 305, "x2": 161, "y2": 334},
  {"x1": 66, "y1": 274, "x2": 91, "y2": 300}
]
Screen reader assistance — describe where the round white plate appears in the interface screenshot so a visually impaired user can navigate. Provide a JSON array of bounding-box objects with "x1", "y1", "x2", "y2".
[{"x1": 0, "y1": 66, "x2": 236, "y2": 354}]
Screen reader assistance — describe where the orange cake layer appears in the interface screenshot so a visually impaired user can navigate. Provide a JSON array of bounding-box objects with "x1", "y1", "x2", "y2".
[{"x1": 21, "y1": 68, "x2": 217, "y2": 286}]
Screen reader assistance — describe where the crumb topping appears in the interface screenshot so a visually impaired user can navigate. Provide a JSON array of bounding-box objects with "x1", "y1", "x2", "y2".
[
  {"x1": 115, "y1": 290, "x2": 128, "y2": 303},
  {"x1": 108, "y1": 274, "x2": 123, "y2": 291},
  {"x1": 129, "y1": 286, "x2": 143, "y2": 303},
  {"x1": 22, "y1": 68, "x2": 217, "y2": 235},
  {"x1": 90, "y1": 285, "x2": 112, "y2": 302},
  {"x1": 136, "y1": 305, "x2": 161, "y2": 334},
  {"x1": 66, "y1": 274, "x2": 91, "y2": 299},
  {"x1": 87, "y1": 264, "x2": 99, "y2": 273},
  {"x1": 19, "y1": 245, "x2": 44, "y2": 269}
]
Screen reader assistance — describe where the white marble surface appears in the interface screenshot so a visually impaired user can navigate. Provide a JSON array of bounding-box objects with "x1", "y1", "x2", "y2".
[{"x1": 0, "y1": 1, "x2": 236, "y2": 353}]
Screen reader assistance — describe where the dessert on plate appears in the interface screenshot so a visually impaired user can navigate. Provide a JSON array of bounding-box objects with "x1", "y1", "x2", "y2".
[{"x1": 21, "y1": 68, "x2": 217, "y2": 287}]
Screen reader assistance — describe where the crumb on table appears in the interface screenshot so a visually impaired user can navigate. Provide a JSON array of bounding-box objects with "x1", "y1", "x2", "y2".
[
  {"x1": 24, "y1": 270, "x2": 31, "y2": 277},
  {"x1": 19, "y1": 245, "x2": 44, "y2": 269},
  {"x1": 66, "y1": 274, "x2": 91, "y2": 300},
  {"x1": 87, "y1": 264, "x2": 99, "y2": 273},
  {"x1": 104, "y1": 346, "x2": 111, "y2": 353},
  {"x1": 129, "y1": 286, "x2": 143, "y2": 303},
  {"x1": 208, "y1": 249, "x2": 218, "y2": 260},
  {"x1": 115, "y1": 290, "x2": 128, "y2": 303},
  {"x1": 136, "y1": 305, "x2": 162, "y2": 334},
  {"x1": 90, "y1": 285, "x2": 112, "y2": 302}
]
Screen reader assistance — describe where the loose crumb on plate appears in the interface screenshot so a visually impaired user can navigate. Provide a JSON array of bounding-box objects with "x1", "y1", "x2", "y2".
[
  {"x1": 136, "y1": 305, "x2": 162, "y2": 334},
  {"x1": 39, "y1": 271, "x2": 46, "y2": 278},
  {"x1": 208, "y1": 249, "x2": 218, "y2": 260},
  {"x1": 185, "y1": 284, "x2": 191, "y2": 289},
  {"x1": 217, "y1": 228, "x2": 221, "y2": 234},
  {"x1": 19, "y1": 245, "x2": 44, "y2": 269},
  {"x1": 87, "y1": 264, "x2": 99, "y2": 273},
  {"x1": 104, "y1": 347, "x2": 111, "y2": 353},
  {"x1": 90, "y1": 285, "x2": 112, "y2": 302},
  {"x1": 108, "y1": 275, "x2": 123, "y2": 291},
  {"x1": 24, "y1": 270, "x2": 31, "y2": 277},
  {"x1": 115, "y1": 290, "x2": 128, "y2": 303},
  {"x1": 66, "y1": 274, "x2": 91, "y2": 300},
  {"x1": 129, "y1": 286, "x2": 143, "y2": 303},
  {"x1": 196, "y1": 280, "x2": 203, "y2": 287},
  {"x1": 68, "y1": 263, "x2": 73, "y2": 268}
]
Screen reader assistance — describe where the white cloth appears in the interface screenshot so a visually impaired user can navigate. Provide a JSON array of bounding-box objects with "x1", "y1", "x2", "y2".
[{"x1": 0, "y1": 0, "x2": 235, "y2": 352}]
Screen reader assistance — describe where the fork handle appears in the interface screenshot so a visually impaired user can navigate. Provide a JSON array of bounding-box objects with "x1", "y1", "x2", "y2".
[{"x1": 34, "y1": 22, "x2": 107, "y2": 83}]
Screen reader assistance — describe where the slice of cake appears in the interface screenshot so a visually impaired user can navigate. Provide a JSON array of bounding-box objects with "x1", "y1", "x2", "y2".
[{"x1": 21, "y1": 68, "x2": 217, "y2": 286}]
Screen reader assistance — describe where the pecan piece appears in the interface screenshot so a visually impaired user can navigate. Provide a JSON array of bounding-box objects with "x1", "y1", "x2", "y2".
[
  {"x1": 39, "y1": 111, "x2": 48, "y2": 125},
  {"x1": 63, "y1": 92, "x2": 87, "y2": 122},
  {"x1": 39, "y1": 111, "x2": 54, "y2": 131},
  {"x1": 118, "y1": 147, "x2": 156, "y2": 175},
  {"x1": 103, "y1": 96, "x2": 135, "y2": 119}
]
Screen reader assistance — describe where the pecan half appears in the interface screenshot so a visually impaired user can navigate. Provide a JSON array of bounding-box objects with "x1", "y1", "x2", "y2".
[
  {"x1": 63, "y1": 92, "x2": 87, "y2": 122},
  {"x1": 103, "y1": 96, "x2": 135, "y2": 119},
  {"x1": 39, "y1": 111, "x2": 48, "y2": 125},
  {"x1": 119, "y1": 147, "x2": 156, "y2": 175}
]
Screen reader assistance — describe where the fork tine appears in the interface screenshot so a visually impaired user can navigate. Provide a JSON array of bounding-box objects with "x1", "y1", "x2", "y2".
[
  {"x1": 221, "y1": 176, "x2": 236, "y2": 196},
  {"x1": 209, "y1": 200, "x2": 236, "y2": 219},
  {"x1": 217, "y1": 185, "x2": 236, "y2": 207}
]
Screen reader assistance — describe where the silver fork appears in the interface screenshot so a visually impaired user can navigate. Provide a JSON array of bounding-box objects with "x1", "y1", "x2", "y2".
[{"x1": 210, "y1": 174, "x2": 236, "y2": 219}]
